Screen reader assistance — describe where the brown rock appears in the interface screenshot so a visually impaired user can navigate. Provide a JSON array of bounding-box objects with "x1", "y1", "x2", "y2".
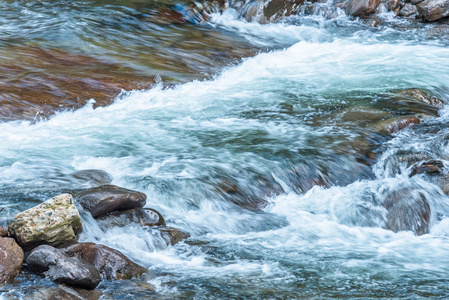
[
  {"x1": 264, "y1": 0, "x2": 305, "y2": 21},
  {"x1": 393, "y1": 88, "x2": 445, "y2": 108},
  {"x1": 76, "y1": 185, "x2": 146, "y2": 218},
  {"x1": 375, "y1": 116, "x2": 421, "y2": 134},
  {"x1": 158, "y1": 227, "x2": 190, "y2": 246},
  {"x1": 382, "y1": 188, "x2": 430, "y2": 235},
  {"x1": 29, "y1": 286, "x2": 103, "y2": 300},
  {"x1": 417, "y1": 0, "x2": 449, "y2": 21},
  {"x1": 0, "y1": 227, "x2": 9, "y2": 237},
  {"x1": 348, "y1": 0, "x2": 381, "y2": 16},
  {"x1": 410, "y1": 160, "x2": 444, "y2": 177},
  {"x1": 0, "y1": 237, "x2": 24, "y2": 283},
  {"x1": 63, "y1": 243, "x2": 147, "y2": 280}
]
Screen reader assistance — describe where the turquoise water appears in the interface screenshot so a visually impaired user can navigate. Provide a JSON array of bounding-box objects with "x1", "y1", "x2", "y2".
[{"x1": 1, "y1": 0, "x2": 449, "y2": 298}]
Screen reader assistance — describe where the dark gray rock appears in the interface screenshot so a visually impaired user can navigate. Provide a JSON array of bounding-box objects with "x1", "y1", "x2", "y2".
[
  {"x1": 76, "y1": 185, "x2": 146, "y2": 218},
  {"x1": 63, "y1": 243, "x2": 147, "y2": 280},
  {"x1": 382, "y1": 188, "x2": 430, "y2": 235},
  {"x1": 398, "y1": 3, "x2": 418, "y2": 16},
  {"x1": 417, "y1": 0, "x2": 449, "y2": 21},
  {"x1": 71, "y1": 169, "x2": 113, "y2": 187},
  {"x1": 0, "y1": 237, "x2": 24, "y2": 283},
  {"x1": 27, "y1": 245, "x2": 101, "y2": 290},
  {"x1": 98, "y1": 208, "x2": 165, "y2": 228}
]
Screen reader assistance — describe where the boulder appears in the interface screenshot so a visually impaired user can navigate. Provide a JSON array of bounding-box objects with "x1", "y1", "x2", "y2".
[
  {"x1": 0, "y1": 237, "x2": 24, "y2": 283},
  {"x1": 98, "y1": 208, "x2": 165, "y2": 228},
  {"x1": 398, "y1": 3, "x2": 418, "y2": 16},
  {"x1": 410, "y1": 0, "x2": 423, "y2": 4},
  {"x1": 382, "y1": 188, "x2": 430, "y2": 235},
  {"x1": 76, "y1": 185, "x2": 146, "y2": 218},
  {"x1": 27, "y1": 245, "x2": 101, "y2": 290},
  {"x1": 347, "y1": 0, "x2": 381, "y2": 16},
  {"x1": 417, "y1": 0, "x2": 449, "y2": 21},
  {"x1": 264, "y1": 0, "x2": 305, "y2": 20},
  {"x1": 158, "y1": 227, "x2": 190, "y2": 246},
  {"x1": 386, "y1": 0, "x2": 400, "y2": 10},
  {"x1": 9, "y1": 194, "x2": 82, "y2": 249},
  {"x1": 63, "y1": 243, "x2": 147, "y2": 280},
  {"x1": 0, "y1": 227, "x2": 9, "y2": 237},
  {"x1": 29, "y1": 286, "x2": 103, "y2": 300}
]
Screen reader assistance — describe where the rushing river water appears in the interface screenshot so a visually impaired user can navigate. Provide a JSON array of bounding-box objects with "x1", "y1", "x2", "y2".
[{"x1": 2, "y1": 0, "x2": 449, "y2": 298}]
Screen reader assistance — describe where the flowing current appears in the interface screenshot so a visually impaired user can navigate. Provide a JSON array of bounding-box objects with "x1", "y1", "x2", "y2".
[{"x1": 2, "y1": 1, "x2": 449, "y2": 298}]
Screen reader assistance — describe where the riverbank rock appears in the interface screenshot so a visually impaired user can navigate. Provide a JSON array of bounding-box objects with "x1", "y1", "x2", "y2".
[
  {"x1": 398, "y1": 3, "x2": 418, "y2": 16},
  {"x1": 347, "y1": 0, "x2": 381, "y2": 16},
  {"x1": 29, "y1": 286, "x2": 103, "y2": 300},
  {"x1": 63, "y1": 243, "x2": 147, "y2": 280},
  {"x1": 417, "y1": 0, "x2": 449, "y2": 21},
  {"x1": 0, "y1": 237, "x2": 24, "y2": 283},
  {"x1": 382, "y1": 188, "x2": 430, "y2": 235},
  {"x1": 98, "y1": 208, "x2": 165, "y2": 228},
  {"x1": 27, "y1": 245, "x2": 101, "y2": 290},
  {"x1": 158, "y1": 226, "x2": 190, "y2": 246},
  {"x1": 76, "y1": 185, "x2": 147, "y2": 218},
  {"x1": 9, "y1": 194, "x2": 82, "y2": 249}
]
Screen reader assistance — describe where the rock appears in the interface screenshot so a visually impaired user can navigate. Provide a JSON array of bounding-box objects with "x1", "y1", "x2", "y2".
[
  {"x1": 365, "y1": 16, "x2": 383, "y2": 26},
  {"x1": 396, "y1": 153, "x2": 432, "y2": 167},
  {"x1": 158, "y1": 227, "x2": 190, "y2": 246},
  {"x1": 76, "y1": 185, "x2": 146, "y2": 218},
  {"x1": 264, "y1": 0, "x2": 305, "y2": 21},
  {"x1": 0, "y1": 227, "x2": 9, "y2": 237},
  {"x1": 71, "y1": 170, "x2": 113, "y2": 187},
  {"x1": 386, "y1": 0, "x2": 400, "y2": 10},
  {"x1": 417, "y1": 0, "x2": 449, "y2": 21},
  {"x1": 347, "y1": 0, "x2": 381, "y2": 16},
  {"x1": 26, "y1": 245, "x2": 101, "y2": 290},
  {"x1": 98, "y1": 208, "x2": 165, "y2": 228},
  {"x1": 341, "y1": 106, "x2": 391, "y2": 123},
  {"x1": 0, "y1": 237, "x2": 24, "y2": 283},
  {"x1": 393, "y1": 88, "x2": 445, "y2": 108},
  {"x1": 411, "y1": 0, "x2": 423, "y2": 4},
  {"x1": 398, "y1": 3, "x2": 418, "y2": 16},
  {"x1": 382, "y1": 188, "x2": 430, "y2": 235},
  {"x1": 9, "y1": 194, "x2": 82, "y2": 249},
  {"x1": 29, "y1": 286, "x2": 103, "y2": 300},
  {"x1": 410, "y1": 160, "x2": 444, "y2": 176},
  {"x1": 375, "y1": 116, "x2": 421, "y2": 134},
  {"x1": 63, "y1": 243, "x2": 147, "y2": 280}
]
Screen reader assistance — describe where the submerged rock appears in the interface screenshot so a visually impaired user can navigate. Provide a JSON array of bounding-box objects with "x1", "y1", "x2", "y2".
[
  {"x1": 70, "y1": 170, "x2": 113, "y2": 188},
  {"x1": 76, "y1": 185, "x2": 147, "y2": 218},
  {"x1": 27, "y1": 245, "x2": 101, "y2": 290},
  {"x1": 410, "y1": 160, "x2": 444, "y2": 177},
  {"x1": 347, "y1": 0, "x2": 381, "y2": 16},
  {"x1": 382, "y1": 188, "x2": 430, "y2": 235},
  {"x1": 158, "y1": 226, "x2": 190, "y2": 246},
  {"x1": 0, "y1": 237, "x2": 24, "y2": 283},
  {"x1": 390, "y1": 88, "x2": 444, "y2": 109},
  {"x1": 375, "y1": 116, "x2": 421, "y2": 134},
  {"x1": 29, "y1": 286, "x2": 103, "y2": 300},
  {"x1": 98, "y1": 208, "x2": 166, "y2": 228},
  {"x1": 417, "y1": 0, "x2": 449, "y2": 21},
  {"x1": 9, "y1": 194, "x2": 82, "y2": 249},
  {"x1": 63, "y1": 243, "x2": 147, "y2": 280}
]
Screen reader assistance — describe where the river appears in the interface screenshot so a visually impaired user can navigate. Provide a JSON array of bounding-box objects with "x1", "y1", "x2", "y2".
[{"x1": 1, "y1": 0, "x2": 449, "y2": 298}]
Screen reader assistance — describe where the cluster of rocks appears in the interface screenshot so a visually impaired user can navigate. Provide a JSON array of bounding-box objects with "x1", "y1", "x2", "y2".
[{"x1": 0, "y1": 185, "x2": 189, "y2": 292}]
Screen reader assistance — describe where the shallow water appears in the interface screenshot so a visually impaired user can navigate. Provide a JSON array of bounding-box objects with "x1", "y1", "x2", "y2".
[{"x1": 1, "y1": 0, "x2": 449, "y2": 298}]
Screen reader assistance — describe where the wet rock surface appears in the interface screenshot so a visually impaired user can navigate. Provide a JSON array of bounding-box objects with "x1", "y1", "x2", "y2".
[
  {"x1": 8, "y1": 194, "x2": 82, "y2": 249},
  {"x1": 0, "y1": 237, "x2": 24, "y2": 284},
  {"x1": 29, "y1": 286, "x2": 103, "y2": 300},
  {"x1": 158, "y1": 226, "x2": 191, "y2": 246},
  {"x1": 382, "y1": 188, "x2": 431, "y2": 235},
  {"x1": 26, "y1": 245, "x2": 101, "y2": 290},
  {"x1": 63, "y1": 243, "x2": 147, "y2": 280},
  {"x1": 347, "y1": 0, "x2": 381, "y2": 16},
  {"x1": 98, "y1": 208, "x2": 166, "y2": 228},
  {"x1": 375, "y1": 116, "x2": 421, "y2": 134},
  {"x1": 410, "y1": 160, "x2": 444, "y2": 177},
  {"x1": 76, "y1": 185, "x2": 147, "y2": 218},
  {"x1": 417, "y1": 0, "x2": 449, "y2": 21}
]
